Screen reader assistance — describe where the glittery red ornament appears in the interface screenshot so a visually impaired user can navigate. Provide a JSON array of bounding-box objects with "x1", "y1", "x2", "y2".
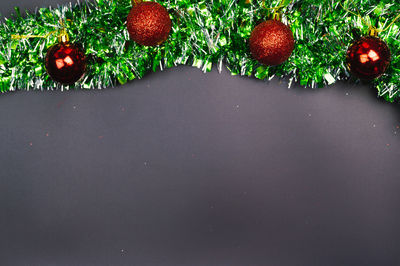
[
  {"x1": 127, "y1": 2, "x2": 172, "y2": 46},
  {"x1": 346, "y1": 36, "x2": 391, "y2": 80},
  {"x1": 249, "y1": 19, "x2": 295, "y2": 66},
  {"x1": 45, "y1": 42, "x2": 86, "y2": 85}
]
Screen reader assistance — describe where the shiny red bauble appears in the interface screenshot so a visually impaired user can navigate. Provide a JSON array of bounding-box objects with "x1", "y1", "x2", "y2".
[
  {"x1": 346, "y1": 36, "x2": 391, "y2": 80},
  {"x1": 249, "y1": 19, "x2": 295, "y2": 66},
  {"x1": 127, "y1": 2, "x2": 172, "y2": 46},
  {"x1": 45, "y1": 42, "x2": 86, "y2": 85}
]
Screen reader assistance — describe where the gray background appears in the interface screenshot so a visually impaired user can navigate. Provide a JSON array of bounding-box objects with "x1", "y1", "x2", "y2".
[{"x1": 1, "y1": 1, "x2": 400, "y2": 265}]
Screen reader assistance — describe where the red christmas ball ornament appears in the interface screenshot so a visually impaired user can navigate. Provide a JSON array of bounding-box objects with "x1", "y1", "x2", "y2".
[
  {"x1": 249, "y1": 19, "x2": 295, "y2": 66},
  {"x1": 45, "y1": 42, "x2": 86, "y2": 85},
  {"x1": 127, "y1": 1, "x2": 172, "y2": 46},
  {"x1": 346, "y1": 35, "x2": 391, "y2": 80}
]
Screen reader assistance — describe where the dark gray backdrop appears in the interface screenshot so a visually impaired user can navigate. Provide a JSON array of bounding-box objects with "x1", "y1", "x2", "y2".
[{"x1": 1, "y1": 1, "x2": 400, "y2": 265}]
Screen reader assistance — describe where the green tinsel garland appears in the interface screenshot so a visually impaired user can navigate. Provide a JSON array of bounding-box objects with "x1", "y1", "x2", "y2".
[{"x1": 0, "y1": 0, "x2": 399, "y2": 102}]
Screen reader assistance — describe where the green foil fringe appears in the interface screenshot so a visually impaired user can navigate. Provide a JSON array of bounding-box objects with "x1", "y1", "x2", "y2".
[{"x1": 0, "y1": 0, "x2": 399, "y2": 102}]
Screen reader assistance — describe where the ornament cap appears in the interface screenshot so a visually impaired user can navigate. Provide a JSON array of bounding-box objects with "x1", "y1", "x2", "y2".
[
  {"x1": 368, "y1": 27, "x2": 378, "y2": 37},
  {"x1": 272, "y1": 12, "x2": 282, "y2": 21},
  {"x1": 58, "y1": 28, "x2": 70, "y2": 43},
  {"x1": 131, "y1": 0, "x2": 143, "y2": 6}
]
